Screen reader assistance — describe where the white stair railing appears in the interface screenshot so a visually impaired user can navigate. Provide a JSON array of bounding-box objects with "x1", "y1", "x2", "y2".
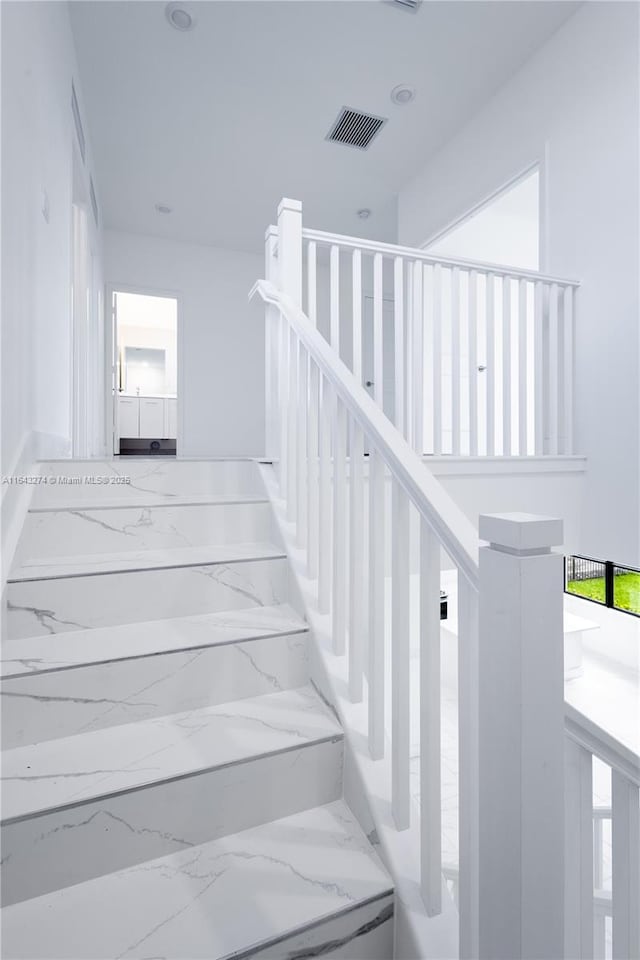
[
  {"x1": 251, "y1": 198, "x2": 577, "y2": 959},
  {"x1": 565, "y1": 707, "x2": 640, "y2": 960},
  {"x1": 298, "y1": 225, "x2": 579, "y2": 458}
]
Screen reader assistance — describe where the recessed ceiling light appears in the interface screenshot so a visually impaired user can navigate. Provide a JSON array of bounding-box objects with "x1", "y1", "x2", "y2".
[
  {"x1": 155, "y1": 203, "x2": 172, "y2": 215},
  {"x1": 165, "y1": 3, "x2": 195, "y2": 31},
  {"x1": 391, "y1": 85, "x2": 416, "y2": 105},
  {"x1": 357, "y1": 208, "x2": 371, "y2": 220}
]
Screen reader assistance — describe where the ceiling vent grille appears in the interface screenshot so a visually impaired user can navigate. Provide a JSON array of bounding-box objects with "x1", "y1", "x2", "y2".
[
  {"x1": 326, "y1": 107, "x2": 387, "y2": 151},
  {"x1": 71, "y1": 81, "x2": 86, "y2": 164},
  {"x1": 90, "y1": 176, "x2": 99, "y2": 226},
  {"x1": 389, "y1": 0, "x2": 422, "y2": 10}
]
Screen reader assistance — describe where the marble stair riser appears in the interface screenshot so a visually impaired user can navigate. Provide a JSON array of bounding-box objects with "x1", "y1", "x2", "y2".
[
  {"x1": 4, "y1": 558, "x2": 293, "y2": 641},
  {"x1": 1, "y1": 737, "x2": 343, "y2": 907},
  {"x1": 1, "y1": 632, "x2": 309, "y2": 748},
  {"x1": 14, "y1": 502, "x2": 279, "y2": 565},
  {"x1": 32, "y1": 460, "x2": 266, "y2": 507},
  {"x1": 244, "y1": 893, "x2": 394, "y2": 960}
]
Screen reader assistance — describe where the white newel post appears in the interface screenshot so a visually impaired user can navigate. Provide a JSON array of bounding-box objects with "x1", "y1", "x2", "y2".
[
  {"x1": 277, "y1": 199, "x2": 303, "y2": 521},
  {"x1": 264, "y1": 225, "x2": 278, "y2": 463},
  {"x1": 478, "y1": 513, "x2": 565, "y2": 960}
]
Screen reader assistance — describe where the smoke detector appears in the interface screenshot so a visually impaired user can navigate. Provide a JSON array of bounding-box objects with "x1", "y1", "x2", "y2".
[
  {"x1": 391, "y1": 85, "x2": 416, "y2": 105},
  {"x1": 165, "y1": 3, "x2": 195, "y2": 31}
]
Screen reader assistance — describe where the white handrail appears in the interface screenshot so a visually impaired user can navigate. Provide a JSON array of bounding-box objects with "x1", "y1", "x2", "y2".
[
  {"x1": 301, "y1": 226, "x2": 582, "y2": 288},
  {"x1": 250, "y1": 277, "x2": 480, "y2": 588},
  {"x1": 565, "y1": 703, "x2": 640, "y2": 787}
]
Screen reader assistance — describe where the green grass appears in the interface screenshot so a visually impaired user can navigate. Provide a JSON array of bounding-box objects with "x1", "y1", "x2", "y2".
[{"x1": 567, "y1": 572, "x2": 640, "y2": 615}]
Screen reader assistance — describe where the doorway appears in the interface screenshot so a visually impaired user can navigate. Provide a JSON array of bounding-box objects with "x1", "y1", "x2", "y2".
[{"x1": 109, "y1": 290, "x2": 179, "y2": 456}]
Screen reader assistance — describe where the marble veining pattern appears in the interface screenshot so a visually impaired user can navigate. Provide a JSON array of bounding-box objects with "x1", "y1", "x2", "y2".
[
  {"x1": 4, "y1": 558, "x2": 291, "y2": 640},
  {"x1": 9, "y1": 541, "x2": 285, "y2": 583},
  {"x1": 0, "y1": 801, "x2": 392, "y2": 959},
  {"x1": 0, "y1": 604, "x2": 307, "y2": 678},
  {"x1": 1, "y1": 631, "x2": 309, "y2": 748},
  {"x1": 31, "y1": 459, "x2": 266, "y2": 508},
  {"x1": 1, "y1": 740, "x2": 344, "y2": 907},
  {"x1": 14, "y1": 502, "x2": 278, "y2": 568},
  {"x1": 1, "y1": 686, "x2": 342, "y2": 821}
]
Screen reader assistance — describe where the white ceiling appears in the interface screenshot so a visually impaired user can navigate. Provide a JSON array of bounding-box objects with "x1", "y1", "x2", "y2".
[{"x1": 70, "y1": 0, "x2": 580, "y2": 253}]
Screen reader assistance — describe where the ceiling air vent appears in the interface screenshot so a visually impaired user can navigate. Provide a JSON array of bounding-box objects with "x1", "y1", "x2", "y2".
[
  {"x1": 326, "y1": 107, "x2": 387, "y2": 151},
  {"x1": 71, "y1": 81, "x2": 86, "y2": 164},
  {"x1": 389, "y1": 0, "x2": 422, "y2": 10}
]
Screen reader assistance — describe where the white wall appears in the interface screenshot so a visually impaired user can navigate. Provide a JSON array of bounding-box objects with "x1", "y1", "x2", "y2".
[
  {"x1": 104, "y1": 231, "x2": 263, "y2": 458},
  {"x1": 397, "y1": 2, "x2": 640, "y2": 566},
  {"x1": 1, "y1": 0, "x2": 103, "y2": 570}
]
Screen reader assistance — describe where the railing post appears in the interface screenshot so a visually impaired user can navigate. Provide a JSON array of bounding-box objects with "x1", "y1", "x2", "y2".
[
  {"x1": 264, "y1": 225, "x2": 279, "y2": 463},
  {"x1": 277, "y1": 199, "x2": 303, "y2": 523},
  {"x1": 478, "y1": 512, "x2": 565, "y2": 960}
]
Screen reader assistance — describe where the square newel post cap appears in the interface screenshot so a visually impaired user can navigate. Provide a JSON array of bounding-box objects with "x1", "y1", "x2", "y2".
[
  {"x1": 479, "y1": 512, "x2": 563, "y2": 554},
  {"x1": 277, "y1": 198, "x2": 302, "y2": 216}
]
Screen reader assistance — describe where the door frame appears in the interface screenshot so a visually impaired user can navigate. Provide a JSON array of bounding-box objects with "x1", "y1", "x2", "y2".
[{"x1": 104, "y1": 282, "x2": 183, "y2": 457}]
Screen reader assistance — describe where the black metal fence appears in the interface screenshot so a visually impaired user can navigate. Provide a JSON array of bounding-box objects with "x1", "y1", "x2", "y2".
[{"x1": 564, "y1": 553, "x2": 640, "y2": 617}]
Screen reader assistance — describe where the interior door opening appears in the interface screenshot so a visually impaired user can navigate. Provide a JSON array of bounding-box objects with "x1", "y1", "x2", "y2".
[{"x1": 110, "y1": 290, "x2": 179, "y2": 457}]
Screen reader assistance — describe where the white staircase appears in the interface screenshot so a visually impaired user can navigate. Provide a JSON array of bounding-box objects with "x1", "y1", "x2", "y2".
[{"x1": 0, "y1": 458, "x2": 394, "y2": 959}]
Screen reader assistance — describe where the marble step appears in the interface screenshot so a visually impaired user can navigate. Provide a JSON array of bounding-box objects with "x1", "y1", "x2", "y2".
[
  {"x1": 0, "y1": 800, "x2": 393, "y2": 960},
  {"x1": 4, "y1": 556, "x2": 294, "y2": 641},
  {"x1": 31, "y1": 458, "x2": 266, "y2": 508},
  {"x1": 8, "y1": 540, "x2": 286, "y2": 583},
  {"x1": 0, "y1": 605, "x2": 310, "y2": 748},
  {"x1": 1, "y1": 686, "x2": 343, "y2": 906},
  {"x1": 13, "y1": 500, "x2": 280, "y2": 571}
]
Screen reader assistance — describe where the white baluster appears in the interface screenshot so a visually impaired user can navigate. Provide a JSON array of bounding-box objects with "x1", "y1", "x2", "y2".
[
  {"x1": 534, "y1": 280, "x2": 545, "y2": 455},
  {"x1": 502, "y1": 276, "x2": 512, "y2": 456},
  {"x1": 565, "y1": 738, "x2": 594, "y2": 960},
  {"x1": 433, "y1": 263, "x2": 443, "y2": 455},
  {"x1": 458, "y1": 572, "x2": 479, "y2": 960},
  {"x1": 287, "y1": 327, "x2": 298, "y2": 523},
  {"x1": 373, "y1": 252, "x2": 384, "y2": 409},
  {"x1": 413, "y1": 261, "x2": 424, "y2": 455},
  {"x1": 264, "y1": 226, "x2": 279, "y2": 462},
  {"x1": 612, "y1": 770, "x2": 640, "y2": 960},
  {"x1": 391, "y1": 478, "x2": 410, "y2": 830},
  {"x1": 368, "y1": 447, "x2": 385, "y2": 759},
  {"x1": 330, "y1": 244, "x2": 340, "y2": 352},
  {"x1": 318, "y1": 375, "x2": 332, "y2": 613},
  {"x1": 564, "y1": 285, "x2": 575, "y2": 455},
  {"x1": 277, "y1": 196, "x2": 303, "y2": 511},
  {"x1": 307, "y1": 240, "x2": 317, "y2": 326},
  {"x1": 477, "y1": 513, "x2": 565, "y2": 960},
  {"x1": 278, "y1": 311, "x2": 289, "y2": 499},
  {"x1": 296, "y1": 340, "x2": 307, "y2": 546},
  {"x1": 486, "y1": 273, "x2": 495, "y2": 456},
  {"x1": 394, "y1": 256, "x2": 405, "y2": 436},
  {"x1": 549, "y1": 282, "x2": 559, "y2": 455},
  {"x1": 332, "y1": 397, "x2": 347, "y2": 654},
  {"x1": 451, "y1": 266, "x2": 461, "y2": 455},
  {"x1": 420, "y1": 518, "x2": 442, "y2": 914},
  {"x1": 352, "y1": 249, "x2": 362, "y2": 380},
  {"x1": 307, "y1": 359, "x2": 320, "y2": 579},
  {"x1": 349, "y1": 420, "x2": 365, "y2": 701},
  {"x1": 468, "y1": 269, "x2": 478, "y2": 457},
  {"x1": 518, "y1": 278, "x2": 528, "y2": 456}
]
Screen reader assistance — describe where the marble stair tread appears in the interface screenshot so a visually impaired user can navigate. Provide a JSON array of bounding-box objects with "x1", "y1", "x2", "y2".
[
  {"x1": 1, "y1": 685, "x2": 342, "y2": 822},
  {"x1": 8, "y1": 541, "x2": 286, "y2": 582},
  {"x1": 0, "y1": 800, "x2": 393, "y2": 960},
  {"x1": 0, "y1": 603, "x2": 307, "y2": 678},
  {"x1": 29, "y1": 493, "x2": 270, "y2": 511}
]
